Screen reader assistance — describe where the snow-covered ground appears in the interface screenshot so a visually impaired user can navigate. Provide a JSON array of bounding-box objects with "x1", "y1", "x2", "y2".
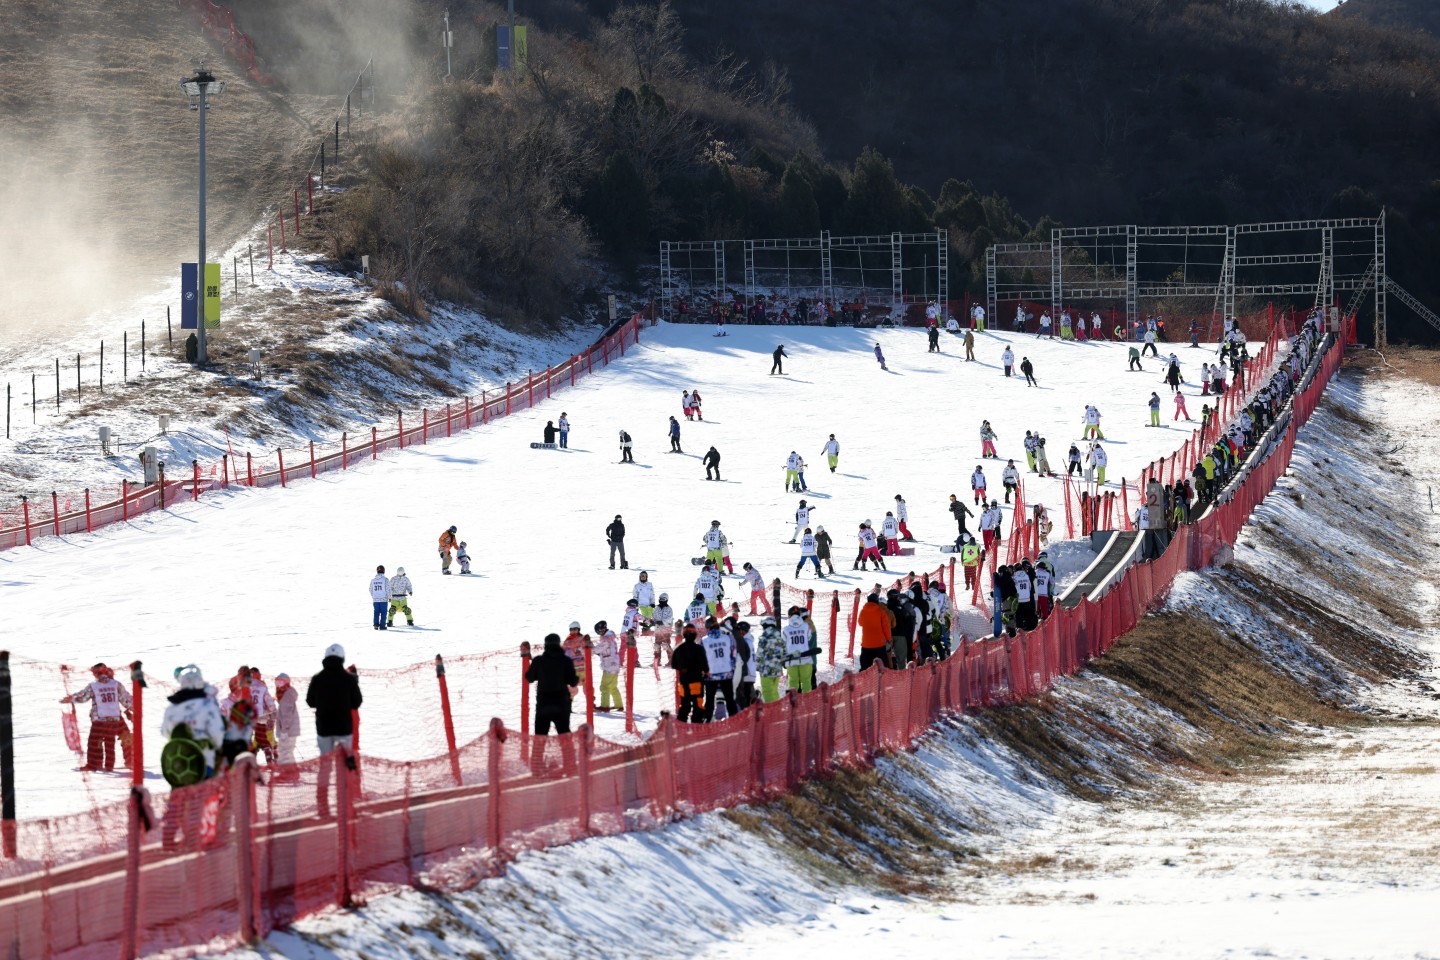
[
  {"x1": 5, "y1": 305, "x2": 1215, "y2": 817},
  {"x1": 208, "y1": 360, "x2": 1440, "y2": 960}
]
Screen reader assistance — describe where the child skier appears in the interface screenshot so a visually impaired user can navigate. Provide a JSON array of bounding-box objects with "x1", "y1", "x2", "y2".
[{"x1": 456, "y1": 542, "x2": 473, "y2": 574}]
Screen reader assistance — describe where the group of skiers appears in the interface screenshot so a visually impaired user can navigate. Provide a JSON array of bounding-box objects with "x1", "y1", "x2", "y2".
[{"x1": 856, "y1": 579, "x2": 956, "y2": 670}]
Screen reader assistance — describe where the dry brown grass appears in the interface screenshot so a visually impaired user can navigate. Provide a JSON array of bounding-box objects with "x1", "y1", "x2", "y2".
[{"x1": 1348, "y1": 345, "x2": 1440, "y2": 388}]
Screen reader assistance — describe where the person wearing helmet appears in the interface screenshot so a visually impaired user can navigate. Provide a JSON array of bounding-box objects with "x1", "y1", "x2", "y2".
[
  {"x1": 893, "y1": 495, "x2": 914, "y2": 541},
  {"x1": 456, "y1": 541, "x2": 473, "y2": 575},
  {"x1": 272, "y1": 672, "x2": 301, "y2": 779},
  {"x1": 307, "y1": 643, "x2": 363, "y2": 816},
  {"x1": 880, "y1": 512, "x2": 901, "y2": 556},
  {"x1": 438, "y1": 526, "x2": 459, "y2": 575},
  {"x1": 386, "y1": 566, "x2": 415, "y2": 628},
  {"x1": 813, "y1": 525, "x2": 835, "y2": 575},
  {"x1": 594, "y1": 620, "x2": 623, "y2": 713},
  {"x1": 791, "y1": 499, "x2": 814, "y2": 543},
  {"x1": 160, "y1": 666, "x2": 224, "y2": 848},
  {"x1": 979, "y1": 500, "x2": 1001, "y2": 552},
  {"x1": 756, "y1": 616, "x2": 786, "y2": 702},
  {"x1": 369, "y1": 564, "x2": 390, "y2": 630},
  {"x1": 770, "y1": 343, "x2": 787, "y2": 375},
  {"x1": 562, "y1": 622, "x2": 588, "y2": 685},
  {"x1": 619, "y1": 428, "x2": 634, "y2": 463},
  {"x1": 652, "y1": 593, "x2": 675, "y2": 631},
  {"x1": 820, "y1": 433, "x2": 840, "y2": 472},
  {"x1": 783, "y1": 450, "x2": 802, "y2": 492},
  {"x1": 1002, "y1": 460, "x2": 1020, "y2": 504},
  {"x1": 632, "y1": 570, "x2": 655, "y2": 618},
  {"x1": 62, "y1": 663, "x2": 133, "y2": 772},
  {"x1": 740, "y1": 562, "x2": 771, "y2": 615},
  {"x1": 856, "y1": 521, "x2": 886, "y2": 572},
  {"x1": 700, "y1": 520, "x2": 725, "y2": 567},
  {"x1": 606, "y1": 515, "x2": 627, "y2": 570}
]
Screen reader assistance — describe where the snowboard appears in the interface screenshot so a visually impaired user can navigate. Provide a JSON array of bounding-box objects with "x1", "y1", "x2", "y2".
[
  {"x1": 160, "y1": 737, "x2": 209, "y2": 787},
  {"x1": 530, "y1": 442, "x2": 557, "y2": 449},
  {"x1": 691, "y1": 557, "x2": 723, "y2": 565}
]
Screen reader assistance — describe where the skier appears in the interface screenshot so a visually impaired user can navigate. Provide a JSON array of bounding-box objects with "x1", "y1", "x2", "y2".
[
  {"x1": 771, "y1": 344, "x2": 788, "y2": 375},
  {"x1": 593, "y1": 621, "x2": 623, "y2": 713},
  {"x1": 796, "y1": 528, "x2": 824, "y2": 578},
  {"x1": 1200, "y1": 362, "x2": 1212, "y2": 395},
  {"x1": 1060, "y1": 310, "x2": 1073, "y2": 340},
  {"x1": 894, "y1": 494, "x2": 914, "y2": 540},
  {"x1": 1036, "y1": 437, "x2": 1054, "y2": 477},
  {"x1": 1067, "y1": 442, "x2": 1083, "y2": 476},
  {"x1": 63, "y1": 663, "x2": 133, "y2": 772},
  {"x1": 690, "y1": 389, "x2": 703, "y2": 421},
  {"x1": 703, "y1": 445, "x2": 722, "y2": 481},
  {"x1": 456, "y1": 541, "x2": 472, "y2": 574},
  {"x1": 670, "y1": 625, "x2": 708, "y2": 722},
  {"x1": 527, "y1": 634, "x2": 579, "y2": 771},
  {"x1": 855, "y1": 522, "x2": 886, "y2": 571},
  {"x1": 821, "y1": 433, "x2": 840, "y2": 472},
  {"x1": 1034, "y1": 503, "x2": 1054, "y2": 545},
  {"x1": 756, "y1": 617, "x2": 786, "y2": 703},
  {"x1": 791, "y1": 499, "x2": 814, "y2": 543},
  {"x1": 700, "y1": 520, "x2": 725, "y2": 567},
  {"x1": 543, "y1": 420, "x2": 558, "y2": 445},
  {"x1": 606, "y1": 514, "x2": 628, "y2": 570},
  {"x1": 1033, "y1": 560, "x2": 1054, "y2": 620},
  {"x1": 880, "y1": 513, "x2": 901, "y2": 556},
  {"x1": 685, "y1": 592, "x2": 709, "y2": 625},
  {"x1": 794, "y1": 454, "x2": 809, "y2": 492},
  {"x1": 1001, "y1": 345, "x2": 1015, "y2": 377},
  {"x1": 369, "y1": 564, "x2": 390, "y2": 630},
  {"x1": 669, "y1": 416, "x2": 682, "y2": 452},
  {"x1": 1091, "y1": 443, "x2": 1109, "y2": 485},
  {"x1": 558, "y1": 412, "x2": 570, "y2": 449},
  {"x1": 948, "y1": 493, "x2": 973, "y2": 536},
  {"x1": 971, "y1": 465, "x2": 988, "y2": 505},
  {"x1": 718, "y1": 527, "x2": 736, "y2": 574},
  {"x1": 1142, "y1": 325, "x2": 1159, "y2": 357},
  {"x1": 1023, "y1": 431, "x2": 1039, "y2": 472},
  {"x1": 1013, "y1": 562, "x2": 1038, "y2": 632},
  {"x1": 979, "y1": 499, "x2": 1001, "y2": 551},
  {"x1": 815, "y1": 525, "x2": 836, "y2": 575},
  {"x1": 438, "y1": 525, "x2": 459, "y2": 575},
  {"x1": 980, "y1": 420, "x2": 999, "y2": 458},
  {"x1": 1038, "y1": 310, "x2": 1053, "y2": 338},
  {"x1": 701, "y1": 618, "x2": 738, "y2": 721},
  {"x1": 1082, "y1": 404, "x2": 1105, "y2": 440},
  {"x1": 1174, "y1": 391, "x2": 1192, "y2": 421},
  {"x1": 682, "y1": 390, "x2": 694, "y2": 421},
  {"x1": 1002, "y1": 460, "x2": 1020, "y2": 504},
  {"x1": 784, "y1": 450, "x2": 803, "y2": 492},
  {"x1": 632, "y1": 570, "x2": 656, "y2": 619},
  {"x1": 386, "y1": 566, "x2": 415, "y2": 628},
  {"x1": 924, "y1": 580, "x2": 951, "y2": 660},
  {"x1": 1075, "y1": 312, "x2": 1088, "y2": 341},
  {"x1": 1128, "y1": 345, "x2": 1143, "y2": 371},
  {"x1": 873, "y1": 342, "x2": 888, "y2": 371},
  {"x1": 971, "y1": 303, "x2": 987, "y2": 331},
  {"x1": 1020, "y1": 356, "x2": 1036, "y2": 387},
  {"x1": 1148, "y1": 392, "x2": 1162, "y2": 427},
  {"x1": 619, "y1": 428, "x2": 634, "y2": 463},
  {"x1": 694, "y1": 563, "x2": 723, "y2": 616},
  {"x1": 741, "y1": 562, "x2": 771, "y2": 615},
  {"x1": 946, "y1": 314, "x2": 961, "y2": 334},
  {"x1": 781, "y1": 609, "x2": 816, "y2": 693}
]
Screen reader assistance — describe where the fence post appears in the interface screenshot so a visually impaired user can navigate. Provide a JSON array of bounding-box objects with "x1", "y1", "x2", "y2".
[
  {"x1": 310, "y1": 441, "x2": 316, "y2": 479},
  {"x1": 235, "y1": 758, "x2": 258, "y2": 943},
  {"x1": 747, "y1": 701, "x2": 765, "y2": 796},
  {"x1": 398, "y1": 412, "x2": 404, "y2": 450},
  {"x1": 847, "y1": 589, "x2": 860, "y2": 660},
  {"x1": 222, "y1": 454, "x2": 229, "y2": 488},
  {"x1": 119, "y1": 786, "x2": 144, "y2": 960},
  {"x1": 84, "y1": 489, "x2": 92, "y2": 533},
  {"x1": 846, "y1": 672, "x2": 862, "y2": 764},
  {"x1": 277, "y1": 450, "x2": 285, "y2": 488},
  {"x1": 528, "y1": 371, "x2": 534, "y2": 409},
  {"x1": 120, "y1": 483, "x2": 128, "y2": 523},
  {"x1": 279, "y1": 209, "x2": 286, "y2": 252},
  {"x1": 158, "y1": 463, "x2": 166, "y2": 508},
  {"x1": 583, "y1": 638, "x2": 596, "y2": 729},
  {"x1": 482, "y1": 391, "x2": 488, "y2": 425},
  {"x1": 129, "y1": 662, "x2": 145, "y2": 787},
  {"x1": 446, "y1": 404, "x2": 452, "y2": 438},
  {"x1": 578, "y1": 725, "x2": 593, "y2": 837},
  {"x1": 293, "y1": 190, "x2": 300, "y2": 235},
  {"x1": 464, "y1": 397, "x2": 472, "y2": 429},
  {"x1": 19, "y1": 497, "x2": 29, "y2": 546},
  {"x1": 505, "y1": 383, "x2": 511, "y2": 417},
  {"x1": 486, "y1": 717, "x2": 505, "y2": 856},
  {"x1": 51, "y1": 491, "x2": 59, "y2": 536},
  {"x1": 342, "y1": 433, "x2": 348, "y2": 470},
  {"x1": 948, "y1": 558, "x2": 957, "y2": 602},
  {"x1": 435, "y1": 655, "x2": 462, "y2": 786},
  {"x1": 335, "y1": 747, "x2": 353, "y2": 907},
  {"x1": 784, "y1": 691, "x2": 799, "y2": 786},
  {"x1": 545, "y1": 368, "x2": 551, "y2": 399},
  {"x1": 519, "y1": 642, "x2": 532, "y2": 763},
  {"x1": 819, "y1": 681, "x2": 835, "y2": 771},
  {"x1": 828, "y1": 591, "x2": 839, "y2": 665},
  {"x1": 191, "y1": 461, "x2": 199, "y2": 501},
  {"x1": 371, "y1": 427, "x2": 377, "y2": 461},
  {"x1": 624, "y1": 634, "x2": 638, "y2": 734},
  {"x1": 246, "y1": 451, "x2": 254, "y2": 486}
]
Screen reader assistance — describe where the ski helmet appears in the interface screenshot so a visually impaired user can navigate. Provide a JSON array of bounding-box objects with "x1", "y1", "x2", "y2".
[
  {"x1": 396, "y1": 566, "x2": 405, "y2": 576},
  {"x1": 568, "y1": 621, "x2": 581, "y2": 631},
  {"x1": 324, "y1": 643, "x2": 345, "y2": 661},
  {"x1": 659, "y1": 593, "x2": 669, "y2": 602}
]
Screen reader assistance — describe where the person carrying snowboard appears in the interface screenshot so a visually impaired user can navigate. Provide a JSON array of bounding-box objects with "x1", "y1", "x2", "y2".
[{"x1": 387, "y1": 566, "x2": 415, "y2": 627}]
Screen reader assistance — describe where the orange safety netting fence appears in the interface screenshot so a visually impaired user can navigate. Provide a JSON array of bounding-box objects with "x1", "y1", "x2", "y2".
[
  {"x1": 0, "y1": 316, "x2": 648, "y2": 553},
  {"x1": 0, "y1": 316, "x2": 1347, "y2": 960}
]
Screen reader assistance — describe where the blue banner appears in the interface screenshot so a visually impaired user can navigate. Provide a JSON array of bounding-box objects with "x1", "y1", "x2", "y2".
[{"x1": 181, "y1": 262, "x2": 198, "y2": 330}]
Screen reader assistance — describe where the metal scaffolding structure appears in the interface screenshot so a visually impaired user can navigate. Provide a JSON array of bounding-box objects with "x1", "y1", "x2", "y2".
[
  {"x1": 659, "y1": 231, "x2": 948, "y2": 320},
  {"x1": 986, "y1": 216, "x2": 1391, "y2": 342}
]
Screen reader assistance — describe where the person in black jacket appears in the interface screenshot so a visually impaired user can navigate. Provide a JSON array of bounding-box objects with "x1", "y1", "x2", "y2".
[
  {"x1": 526, "y1": 633, "x2": 579, "y2": 775},
  {"x1": 307, "y1": 643, "x2": 363, "y2": 815},
  {"x1": 606, "y1": 514, "x2": 627, "y2": 570},
  {"x1": 669, "y1": 625, "x2": 709, "y2": 722},
  {"x1": 948, "y1": 494, "x2": 973, "y2": 537},
  {"x1": 543, "y1": 420, "x2": 558, "y2": 444},
  {"x1": 886, "y1": 590, "x2": 915, "y2": 668},
  {"x1": 771, "y1": 344, "x2": 787, "y2": 375},
  {"x1": 732, "y1": 621, "x2": 756, "y2": 710},
  {"x1": 702, "y1": 446, "x2": 721, "y2": 481}
]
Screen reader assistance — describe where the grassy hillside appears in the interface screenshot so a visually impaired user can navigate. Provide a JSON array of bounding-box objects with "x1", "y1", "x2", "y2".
[{"x1": 1338, "y1": 0, "x2": 1440, "y2": 35}]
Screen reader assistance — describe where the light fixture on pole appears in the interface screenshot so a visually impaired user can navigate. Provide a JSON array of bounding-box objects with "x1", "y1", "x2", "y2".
[{"x1": 180, "y1": 65, "x2": 225, "y2": 365}]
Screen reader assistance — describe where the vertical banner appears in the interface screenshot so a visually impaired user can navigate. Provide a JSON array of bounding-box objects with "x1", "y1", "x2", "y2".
[
  {"x1": 497, "y1": 25, "x2": 511, "y2": 70},
  {"x1": 181, "y1": 262, "x2": 199, "y2": 330},
  {"x1": 514, "y1": 25, "x2": 528, "y2": 68},
  {"x1": 204, "y1": 262, "x2": 222, "y2": 329}
]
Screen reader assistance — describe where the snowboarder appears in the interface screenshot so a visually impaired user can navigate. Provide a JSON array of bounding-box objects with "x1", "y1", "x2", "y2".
[
  {"x1": 386, "y1": 566, "x2": 415, "y2": 627},
  {"x1": 873, "y1": 342, "x2": 888, "y2": 370},
  {"x1": 369, "y1": 564, "x2": 390, "y2": 630},
  {"x1": 791, "y1": 499, "x2": 814, "y2": 543},
  {"x1": 894, "y1": 494, "x2": 914, "y2": 540},
  {"x1": 948, "y1": 494, "x2": 973, "y2": 535},
  {"x1": 815, "y1": 525, "x2": 835, "y2": 575},
  {"x1": 1020, "y1": 356, "x2": 1036, "y2": 386},
  {"x1": 456, "y1": 541, "x2": 472, "y2": 574},
  {"x1": 543, "y1": 420, "x2": 558, "y2": 445},
  {"x1": 694, "y1": 563, "x2": 724, "y2": 615},
  {"x1": 980, "y1": 420, "x2": 999, "y2": 458},
  {"x1": 1091, "y1": 443, "x2": 1109, "y2": 485},
  {"x1": 855, "y1": 522, "x2": 886, "y2": 571},
  {"x1": 593, "y1": 622, "x2": 623, "y2": 712},
  {"x1": 606, "y1": 514, "x2": 628, "y2": 570},
  {"x1": 619, "y1": 428, "x2": 634, "y2": 463},
  {"x1": 927, "y1": 325, "x2": 941, "y2": 352},
  {"x1": 703, "y1": 445, "x2": 722, "y2": 481},
  {"x1": 794, "y1": 454, "x2": 810, "y2": 492},
  {"x1": 1001, "y1": 345, "x2": 1014, "y2": 377},
  {"x1": 964, "y1": 328, "x2": 976, "y2": 361},
  {"x1": 1129, "y1": 345, "x2": 1143, "y2": 371},
  {"x1": 771, "y1": 344, "x2": 787, "y2": 375},
  {"x1": 1036, "y1": 437, "x2": 1054, "y2": 477},
  {"x1": 733, "y1": 621, "x2": 756, "y2": 710},
  {"x1": 1142, "y1": 326, "x2": 1159, "y2": 357},
  {"x1": 438, "y1": 525, "x2": 459, "y2": 575},
  {"x1": 1038, "y1": 310, "x2": 1053, "y2": 338},
  {"x1": 632, "y1": 570, "x2": 656, "y2": 619},
  {"x1": 1023, "y1": 431, "x2": 1039, "y2": 472},
  {"x1": 1067, "y1": 442, "x2": 1083, "y2": 476},
  {"x1": 756, "y1": 617, "x2": 786, "y2": 702},
  {"x1": 682, "y1": 390, "x2": 694, "y2": 421},
  {"x1": 1082, "y1": 405, "x2": 1105, "y2": 440},
  {"x1": 700, "y1": 520, "x2": 726, "y2": 567},
  {"x1": 63, "y1": 663, "x2": 133, "y2": 772},
  {"x1": 741, "y1": 562, "x2": 771, "y2": 615},
  {"x1": 1174, "y1": 390, "x2": 1192, "y2": 421},
  {"x1": 781, "y1": 610, "x2": 817, "y2": 693},
  {"x1": 558, "y1": 413, "x2": 570, "y2": 448},
  {"x1": 701, "y1": 618, "x2": 738, "y2": 721},
  {"x1": 783, "y1": 450, "x2": 803, "y2": 491},
  {"x1": 796, "y1": 528, "x2": 823, "y2": 577},
  {"x1": 1002, "y1": 460, "x2": 1020, "y2": 503},
  {"x1": 689, "y1": 389, "x2": 703, "y2": 420},
  {"x1": 1148, "y1": 392, "x2": 1162, "y2": 427},
  {"x1": 669, "y1": 416, "x2": 682, "y2": 452},
  {"x1": 821, "y1": 434, "x2": 840, "y2": 473},
  {"x1": 971, "y1": 465, "x2": 988, "y2": 505}
]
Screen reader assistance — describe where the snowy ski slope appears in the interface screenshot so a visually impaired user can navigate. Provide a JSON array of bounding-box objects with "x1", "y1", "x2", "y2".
[{"x1": 3, "y1": 320, "x2": 1219, "y2": 816}]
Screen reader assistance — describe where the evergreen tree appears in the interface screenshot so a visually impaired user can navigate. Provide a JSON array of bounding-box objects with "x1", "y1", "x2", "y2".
[{"x1": 777, "y1": 164, "x2": 821, "y2": 236}]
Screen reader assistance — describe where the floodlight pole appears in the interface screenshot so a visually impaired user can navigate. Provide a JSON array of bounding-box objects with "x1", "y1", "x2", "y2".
[{"x1": 183, "y1": 67, "x2": 224, "y2": 365}]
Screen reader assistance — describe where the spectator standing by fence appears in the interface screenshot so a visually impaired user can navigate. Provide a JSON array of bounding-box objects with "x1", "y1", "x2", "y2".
[
  {"x1": 307, "y1": 643, "x2": 362, "y2": 816},
  {"x1": 527, "y1": 633, "x2": 579, "y2": 774}
]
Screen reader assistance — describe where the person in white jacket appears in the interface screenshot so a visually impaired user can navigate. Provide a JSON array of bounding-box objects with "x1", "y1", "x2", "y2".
[
  {"x1": 791, "y1": 499, "x2": 814, "y2": 543},
  {"x1": 632, "y1": 571, "x2": 656, "y2": 619},
  {"x1": 740, "y1": 562, "x2": 772, "y2": 615},
  {"x1": 694, "y1": 564, "x2": 723, "y2": 615},
  {"x1": 1002, "y1": 461, "x2": 1021, "y2": 504},
  {"x1": 160, "y1": 665, "x2": 226, "y2": 848},
  {"x1": 387, "y1": 566, "x2": 415, "y2": 627},
  {"x1": 368, "y1": 565, "x2": 390, "y2": 631},
  {"x1": 593, "y1": 621, "x2": 623, "y2": 712},
  {"x1": 795, "y1": 528, "x2": 823, "y2": 578},
  {"x1": 1091, "y1": 443, "x2": 1109, "y2": 485},
  {"x1": 821, "y1": 434, "x2": 840, "y2": 472},
  {"x1": 880, "y1": 513, "x2": 901, "y2": 556},
  {"x1": 1001, "y1": 345, "x2": 1015, "y2": 377},
  {"x1": 621, "y1": 598, "x2": 643, "y2": 636},
  {"x1": 272, "y1": 672, "x2": 301, "y2": 775},
  {"x1": 893, "y1": 494, "x2": 914, "y2": 540}
]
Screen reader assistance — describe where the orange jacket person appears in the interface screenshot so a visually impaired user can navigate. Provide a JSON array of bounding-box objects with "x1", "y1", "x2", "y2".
[
  {"x1": 438, "y1": 525, "x2": 459, "y2": 575},
  {"x1": 856, "y1": 594, "x2": 896, "y2": 672}
]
